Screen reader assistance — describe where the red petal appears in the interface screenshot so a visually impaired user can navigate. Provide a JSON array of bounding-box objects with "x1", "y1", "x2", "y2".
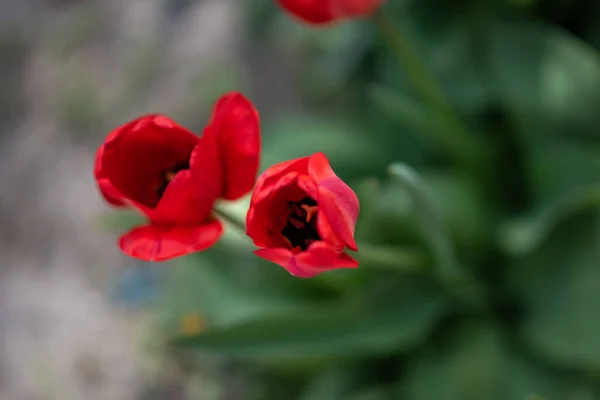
[
  {"x1": 296, "y1": 242, "x2": 359, "y2": 276},
  {"x1": 96, "y1": 177, "x2": 126, "y2": 206},
  {"x1": 309, "y1": 152, "x2": 359, "y2": 251},
  {"x1": 316, "y1": 206, "x2": 345, "y2": 252},
  {"x1": 254, "y1": 242, "x2": 358, "y2": 278},
  {"x1": 251, "y1": 157, "x2": 309, "y2": 205},
  {"x1": 254, "y1": 247, "x2": 295, "y2": 269},
  {"x1": 118, "y1": 219, "x2": 224, "y2": 262},
  {"x1": 330, "y1": 0, "x2": 385, "y2": 19},
  {"x1": 203, "y1": 92, "x2": 261, "y2": 201},
  {"x1": 144, "y1": 141, "x2": 221, "y2": 224},
  {"x1": 247, "y1": 171, "x2": 302, "y2": 248},
  {"x1": 98, "y1": 114, "x2": 200, "y2": 210},
  {"x1": 94, "y1": 125, "x2": 130, "y2": 207},
  {"x1": 246, "y1": 158, "x2": 309, "y2": 247},
  {"x1": 277, "y1": 0, "x2": 335, "y2": 24}
]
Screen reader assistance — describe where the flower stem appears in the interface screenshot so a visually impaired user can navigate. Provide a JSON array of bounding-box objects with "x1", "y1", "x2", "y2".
[
  {"x1": 389, "y1": 163, "x2": 488, "y2": 310},
  {"x1": 356, "y1": 243, "x2": 428, "y2": 273},
  {"x1": 372, "y1": 12, "x2": 489, "y2": 176},
  {"x1": 215, "y1": 207, "x2": 427, "y2": 273},
  {"x1": 372, "y1": 11, "x2": 448, "y2": 113},
  {"x1": 213, "y1": 207, "x2": 246, "y2": 233}
]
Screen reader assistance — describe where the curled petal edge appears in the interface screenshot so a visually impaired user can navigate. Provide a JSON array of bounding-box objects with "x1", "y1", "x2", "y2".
[
  {"x1": 254, "y1": 242, "x2": 358, "y2": 278},
  {"x1": 309, "y1": 152, "x2": 359, "y2": 251},
  {"x1": 118, "y1": 219, "x2": 224, "y2": 262}
]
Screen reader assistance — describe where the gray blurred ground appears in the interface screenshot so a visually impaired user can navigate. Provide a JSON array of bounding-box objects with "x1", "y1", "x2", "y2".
[{"x1": 0, "y1": 0, "x2": 271, "y2": 398}]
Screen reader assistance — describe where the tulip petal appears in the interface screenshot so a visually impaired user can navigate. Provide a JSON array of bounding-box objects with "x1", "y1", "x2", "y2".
[
  {"x1": 251, "y1": 157, "x2": 309, "y2": 205},
  {"x1": 277, "y1": 0, "x2": 384, "y2": 25},
  {"x1": 97, "y1": 114, "x2": 200, "y2": 210},
  {"x1": 254, "y1": 247, "x2": 295, "y2": 268},
  {"x1": 246, "y1": 158, "x2": 309, "y2": 248},
  {"x1": 309, "y1": 152, "x2": 359, "y2": 251},
  {"x1": 95, "y1": 126, "x2": 129, "y2": 207},
  {"x1": 247, "y1": 171, "x2": 301, "y2": 248},
  {"x1": 118, "y1": 219, "x2": 224, "y2": 262},
  {"x1": 330, "y1": 0, "x2": 385, "y2": 19},
  {"x1": 316, "y1": 206, "x2": 346, "y2": 252},
  {"x1": 254, "y1": 242, "x2": 358, "y2": 278},
  {"x1": 147, "y1": 140, "x2": 221, "y2": 224},
  {"x1": 277, "y1": 0, "x2": 335, "y2": 24},
  {"x1": 204, "y1": 92, "x2": 261, "y2": 201},
  {"x1": 295, "y1": 241, "x2": 358, "y2": 277},
  {"x1": 96, "y1": 177, "x2": 127, "y2": 206}
]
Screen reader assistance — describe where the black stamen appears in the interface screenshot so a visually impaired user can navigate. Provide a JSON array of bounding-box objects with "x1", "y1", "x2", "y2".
[{"x1": 281, "y1": 197, "x2": 321, "y2": 251}]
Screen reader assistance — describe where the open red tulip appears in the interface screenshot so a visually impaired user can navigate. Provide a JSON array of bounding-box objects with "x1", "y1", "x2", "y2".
[
  {"x1": 277, "y1": 0, "x2": 385, "y2": 25},
  {"x1": 94, "y1": 92, "x2": 260, "y2": 261},
  {"x1": 246, "y1": 152, "x2": 359, "y2": 278}
]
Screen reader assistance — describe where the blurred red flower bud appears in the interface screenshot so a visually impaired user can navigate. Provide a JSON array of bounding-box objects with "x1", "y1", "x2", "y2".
[{"x1": 277, "y1": 0, "x2": 385, "y2": 25}]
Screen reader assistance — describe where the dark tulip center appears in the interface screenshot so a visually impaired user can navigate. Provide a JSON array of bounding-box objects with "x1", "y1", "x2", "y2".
[
  {"x1": 155, "y1": 161, "x2": 190, "y2": 200},
  {"x1": 281, "y1": 196, "x2": 321, "y2": 251}
]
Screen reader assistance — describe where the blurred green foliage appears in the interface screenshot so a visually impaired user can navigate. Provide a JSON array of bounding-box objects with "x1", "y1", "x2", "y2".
[{"x1": 100, "y1": 0, "x2": 600, "y2": 398}]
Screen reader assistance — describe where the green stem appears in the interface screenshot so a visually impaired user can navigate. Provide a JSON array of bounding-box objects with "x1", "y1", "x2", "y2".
[
  {"x1": 595, "y1": 206, "x2": 600, "y2": 260},
  {"x1": 372, "y1": 11, "x2": 448, "y2": 113},
  {"x1": 389, "y1": 163, "x2": 487, "y2": 309},
  {"x1": 372, "y1": 12, "x2": 489, "y2": 176},
  {"x1": 214, "y1": 207, "x2": 425, "y2": 273},
  {"x1": 213, "y1": 207, "x2": 246, "y2": 233},
  {"x1": 355, "y1": 243, "x2": 429, "y2": 273}
]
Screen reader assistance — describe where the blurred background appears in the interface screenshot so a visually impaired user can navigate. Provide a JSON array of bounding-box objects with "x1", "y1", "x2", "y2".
[{"x1": 1, "y1": 0, "x2": 600, "y2": 399}]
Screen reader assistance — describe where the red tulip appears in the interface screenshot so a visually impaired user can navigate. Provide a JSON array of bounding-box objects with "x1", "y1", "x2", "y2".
[
  {"x1": 246, "y1": 152, "x2": 359, "y2": 278},
  {"x1": 277, "y1": 0, "x2": 385, "y2": 25},
  {"x1": 94, "y1": 92, "x2": 260, "y2": 261}
]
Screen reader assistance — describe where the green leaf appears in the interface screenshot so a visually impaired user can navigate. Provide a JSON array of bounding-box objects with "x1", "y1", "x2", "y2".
[
  {"x1": 298, "y1": 364, "x2": 393, "y2": 400},
  {"x1": 172, "y1": 283, "x2": 444, "y2": 361},
  {"x1": 355, "y1": 177, "x2": 420, "y2": 246},
  {"x1": 499, "y1": 184, "x2": 600, "y2": 257},
  {"x1": 298, "y1": 366, "x2": 365, "y2": 400},
  {"x1": 388, "y1": 163, "x2": 457, "y2": 279},
  {"x1": 508, "y1": 210, "x2": 600, "y2": 369},
  {"x1": 402, "y1": 322, "x2": 584, "y2": 400},
  {"x1": 311, "y1": 242, "x2": 427, "y2": 296},
  {"x1": 353, "y1": 177, "x2": 383, "y2": 234},
  {"x1": 388, "y1": 164, "x2": 487, "y2": 307},
  {"x1": 376, "y1": 2, "x2": 493, "y2": 116},
  {"x1": 347, "y1": 387, "x2": 392, "y2": 400},
  {"x1": 368, "y1": 84, "x2": 442, "y2": 144},
  {"x1": 487, "y1": 15, "x2": 600, "y2": 203},
  {"x1": 370, "y1": 73, "x2": 488, "y2": 175},
  {"x1": 527, "y1": 142, "x2": 600, "y2": 204},
  {"x1": 507, "y1": 0, "x2": 538, "y2": 8},
  {"x1": 421, "y1": 170, "x2": 494, "y2": 253},
  {"x1": 488, "y1": 13, "x2": 600, "y2": 142},
  {"x1": 352, "y1": 177, "x2": 429, "y2": 271},
  {"x1": 360, "y1": 169, "x2": 491, "y2": 252},
  {"x1": 355, "y1": 243, "x2": 427, "y2": 273},
  {"x1": 160, "y1": 255, "x2": 316, "y2": 333}
]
